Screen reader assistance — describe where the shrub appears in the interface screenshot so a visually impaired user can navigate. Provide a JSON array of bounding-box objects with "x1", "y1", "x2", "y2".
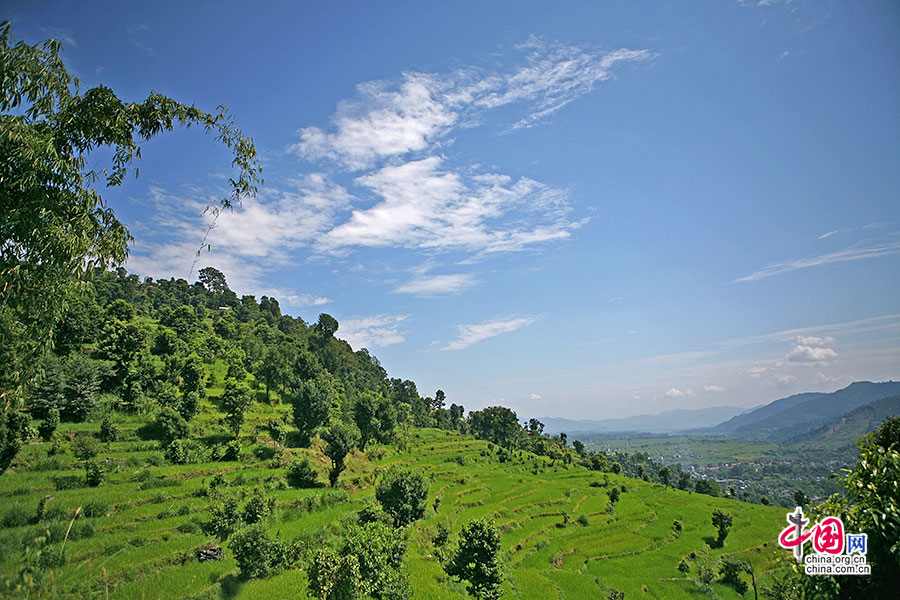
[
  {"x1": 99, "y1": 415, "x2": 119, "y2": 443},
  {"x1": 165, "y1": 439, "x2": 189, "y2": 465},
  {"x1": 177, "y1": 520, "x2": 201, "y2": 534},
  {"x1": 577, "y1": 514, "x2": 590, "y2": 527},
  {"x1": 267, "y1": 419, "x2": 288, "y2": 447},
  {"x1": 204, "y1": 496, "x2": 240, "y2": 540},
  {"x1": 38, "y1": 545, "x2": 67, "y2": 569},
  {"x1": 85, "y1": 460, "x2": 105, "y2": 487},
  {"x1": 221, "y1": 439, "x2": 241, "y2": 462},
  {"x1": 157, "y1": 408, "x2": 189, "y2": 443},
  {"x1": 38, "y1": 408, "x2": 60, "y2": 442},
  {"x1": 286, "y1": 459, "x2": 319, "y2": 489},
  {"x1": 375, "y1": 467, "x2": 428, "y2": 527},
  {"x1": 241, "y1": 492, "x2": 275, "y2": 525},
  {"x1": 357, "y1": 502, "x2": 391, "y2": 526},
  {"x1": 230, "y1": 523, "x2": 287, "y2": 579},
  {"x1": 309, "y1": 521, "x2": 409, "y2": 600}
]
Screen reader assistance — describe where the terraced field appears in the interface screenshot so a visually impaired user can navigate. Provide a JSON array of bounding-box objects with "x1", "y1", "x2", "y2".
[{"x1": 1, "y1": 409, "x2": 788, "y2": 599}]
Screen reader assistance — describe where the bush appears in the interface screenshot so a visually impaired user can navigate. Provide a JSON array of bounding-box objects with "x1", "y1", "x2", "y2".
[
  {"x1": 608, "y1": 487, "x2": 620, "y2": 503},
  {"x1": 357, "y1": 502, "x2": 391, "y2": 526},
  {"x1": 214, "y1": 439, "x2": 241, "y2": 462},
  {"x1": 157, "y1": 408, "x2": 189, "y2": 443},
  {"x1": 309, "y1": 521, "x2": 409, "y2": 600},
  {"x1": 286, "y1": 459, "x2": 319, "y2": 489},
  {"x1": 230, "y1": 523, "x2": 289, "y2": 579},
  {"x1": 85, "y1": 460, "x2": 105, "y2": 487},
  {"x1": 38, "y1": 545, "x2": 67, "y2": 569},
  {"x1": 99, "y1": 415, "x2": 119, "y2": 443},
  {"x1": 267, "y1": 419, "x2": 288, "y2": 446},
  {"x1": 38, "y1": 408, "x2": 60, "y2": 442},
  {"x1": 165, "y1": 439, "x2": 189, "y2": 465},
  {"x1": 203, "y1": 496, "x2": 240, "y2": 540},
  {"x1": 375, "y1": 467, "x2": 428, "y2": 527},
  {"x1": 241, "y1": 492, "x2": 275, "y2": 525}
]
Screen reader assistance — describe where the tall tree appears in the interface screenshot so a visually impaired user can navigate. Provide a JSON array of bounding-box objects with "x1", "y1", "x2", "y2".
[
  {"x1": 0, "y1": 23, "x2": 260, "y2": 409},
  {"x1": 198, "y1": 266, "x2": 228, "y2": 295},
  {"x1": 469, "y1": 406, "x2": 520, "y2": 449},
  {"x1": 446, "y1": 518, "x2": 504, "y2": 600},
  {"x1": 322, "y1": 423, "x2": 359, "y2": 487},
  {"x1": 290, "y1": 375, "x2": 333, "y2": 446}
]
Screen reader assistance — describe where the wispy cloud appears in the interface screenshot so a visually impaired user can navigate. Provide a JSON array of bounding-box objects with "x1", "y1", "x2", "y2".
[
  {"x1": 124, "y1": 180, "x2": 349, "y2": 306},
  {"x1": 291, "y1": 36, "x2": 654, "y2": 169},
  {"x1": 319, "y1": 157, "x2": 580, "y2": 255},
  {"x1": 735, "y1": 240, "x2": 900, "y2": 283},
  {"x1": 703, "y1": 385, "x2": 726, "y2": 393},
  {"x1": 338, "y1": 314, "x2": 409, "y2": 350},
  {"x1": 719, "y1": 313, "x2": 900, "y2": 349},
  {"x1": 442, "y1": 317, "x2": 535, "y2": 351},
  {"x1": 394, "y1": 273, "x2": 476, "y2": 296}
]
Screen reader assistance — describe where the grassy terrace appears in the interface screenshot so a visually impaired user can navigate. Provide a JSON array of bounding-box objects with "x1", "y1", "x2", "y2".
[{"x1": 1, "y1": 407, "x2": 788, "y2": 599}]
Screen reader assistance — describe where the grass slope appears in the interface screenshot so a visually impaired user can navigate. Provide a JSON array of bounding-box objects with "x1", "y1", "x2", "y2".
[{"x1": 1, "y1": 401, "x2": 788, "y2": 599}]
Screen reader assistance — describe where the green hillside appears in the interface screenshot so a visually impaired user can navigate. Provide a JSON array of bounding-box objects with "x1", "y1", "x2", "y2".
[
  {"x1": 1, "y1": 420, "x2": 787, "y2": 599},
  {"x1": 788, "y1": 395, "x2": 900, "y2": 455},
  {"x1": 0, "y1": 269, "x2": 791, "y2": 599},
  {"x1": 731, "y1": 382, "x2": 900, "y2": 442}
]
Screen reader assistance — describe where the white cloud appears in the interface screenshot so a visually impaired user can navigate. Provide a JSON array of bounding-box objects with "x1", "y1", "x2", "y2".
[
  {"x1": 703, "y1": 385, "x2": 726, "y2": 393},
  {"x1": 747, "y1": 366, "x2": 768, "y2": 378},
  {"x1": 124, "y1": 179, "x2": 349, "y2": 305},
  {"x1": 291, "y1": 37, "x2": 653, "y2": 168},
  {"x1": 291, "y1": 73, "x2": 457, "y2": 170},
  {"x1": 787, "y1": 345, "x2": 838, "y2": 363},
  {"x1": 774, "y1": 374, "x2": 797, "y2": 385},
  {"x1": 338, "y1": 314, "x2": 409, "y2": 350},
  {"x1": 319, "y1": 157, "x2": 580, "y2": 255},
  {"x1": 796, "y1": 335, "x2": 835, "y2": 346},
  {"x1": 735, "y1": 240, "x2": 900, "y2": 283},
  {"x1": 442, "y1": 317, "x2": 535, "y2": 351},
  {"x1": 394, "y1": 273, "x2": 475, "y2": 296},
  {"x1": 665, "y1": 387, "x2": 693, "y2": 398},
  {"x1": 530, "y1": 392, "x2": 543, "y2": 401}
]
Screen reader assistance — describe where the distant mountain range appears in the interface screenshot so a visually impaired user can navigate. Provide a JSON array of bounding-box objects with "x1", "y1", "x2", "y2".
[
  {"x1": 538, "y1": 405, "x2": 749, "y2": 435},
  {"x1": 543, "y1": 380, "x2": 900, "y2": 440},
  {"x1": 715, "y1": 381, "x2": 900, "y2": 443},
  {"x1": 788, "y1": 394, "x2": 900, "y2": 452}
]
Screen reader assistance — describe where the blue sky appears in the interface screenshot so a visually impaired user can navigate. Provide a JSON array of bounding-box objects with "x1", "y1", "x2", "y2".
[{"x1": 10, "y1": 1, "x2": 900, "y2": 418}]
